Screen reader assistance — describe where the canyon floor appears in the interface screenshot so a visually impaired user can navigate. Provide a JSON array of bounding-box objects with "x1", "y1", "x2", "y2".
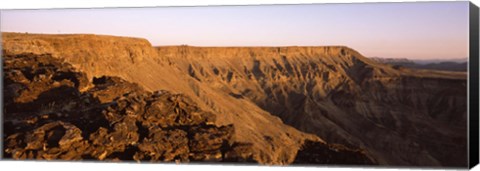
[{"x1": 1, "y1": 33, "x2": 468, "y2": 167}]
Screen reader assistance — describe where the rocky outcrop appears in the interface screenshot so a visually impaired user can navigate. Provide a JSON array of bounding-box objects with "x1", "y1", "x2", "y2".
[
  {"x1": 3, "y1": 52, "x2": 375, "y2": 165},
  {"x1": 3, "y1": 53, "x2": 256, "y2": 162}
]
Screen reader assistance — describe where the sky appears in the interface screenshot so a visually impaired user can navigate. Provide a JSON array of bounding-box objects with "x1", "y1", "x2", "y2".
[{"x1": 0, "y1": 1, "x2": 470, "y2": 59}]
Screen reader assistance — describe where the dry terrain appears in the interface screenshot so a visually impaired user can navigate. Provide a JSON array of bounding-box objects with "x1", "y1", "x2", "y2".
[{"x1": 2, "y1": 32, "x2": 467, "y2": 167}]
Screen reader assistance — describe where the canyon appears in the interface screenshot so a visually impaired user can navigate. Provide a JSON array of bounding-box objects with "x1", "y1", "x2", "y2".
[{"x1": 2, "y1": 32, "x2": 467, "y2": 167}]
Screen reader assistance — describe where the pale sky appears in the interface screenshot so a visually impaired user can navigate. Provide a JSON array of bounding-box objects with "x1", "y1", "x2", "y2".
[{"x1": 0, "y1": 1, "x2": 470, "y2": 59}]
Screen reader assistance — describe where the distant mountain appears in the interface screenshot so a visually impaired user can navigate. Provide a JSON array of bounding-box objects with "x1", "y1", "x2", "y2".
[
  {"x1": 370, "y1": 57, "x2": 467, "y2": 72},
  {"x1": 411, "y1": 58, "x2": 468, "y2": 65},
  {"x1": 370, "y1": 57, "x2": 416, "y2": 65}
]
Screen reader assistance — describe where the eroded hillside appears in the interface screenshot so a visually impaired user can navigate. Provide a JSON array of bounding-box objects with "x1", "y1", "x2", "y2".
[
  {"x1": 3, "y1": 52, "x2": 375, "y2": 165},
  {"x1": 2, "y1": 32, "x2": 467, "y2": 167},
  {"x1": 156, "y1": 46, "x2": 467, "y2": 167}
]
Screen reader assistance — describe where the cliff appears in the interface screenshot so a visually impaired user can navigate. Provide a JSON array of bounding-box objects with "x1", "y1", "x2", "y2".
[
  {"x1": 155, "y1": 45, "x2": 467, "y2": 166},
  {"x1": 2, "y1": 32, "x2": 467, "y2": 167}
]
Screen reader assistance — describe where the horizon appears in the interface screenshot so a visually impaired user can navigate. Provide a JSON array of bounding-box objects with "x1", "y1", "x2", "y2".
[{"x1": 0, "y1": 2, "x2": 469, "y2": 60}]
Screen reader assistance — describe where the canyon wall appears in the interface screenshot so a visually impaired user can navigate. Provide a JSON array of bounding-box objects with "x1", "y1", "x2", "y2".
[
  {"x1": 156, "y1": 46, "x2": 467, "y2": 166},
  {"x1": 2, "y1": 32, "x2": 467, "y2": 167}
]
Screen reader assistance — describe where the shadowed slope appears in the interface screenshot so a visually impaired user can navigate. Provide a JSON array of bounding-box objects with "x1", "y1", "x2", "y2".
[{"x1": 155, "y1": 46, "x2": 467, "y2": 167}]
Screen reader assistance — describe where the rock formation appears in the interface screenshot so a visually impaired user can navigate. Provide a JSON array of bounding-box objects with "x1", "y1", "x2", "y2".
[
  {"x1": 3, "y1": 52, "x2": 374, "y2": 165},
  {"x1": 2, "y1": 32, "x2": 467, "y2": 167},
  {"x1": 3, "y1": 53, "x2": 252, "y2": 162},
  {"x1": 155, "y1": 46, "x2": 467, "y2": 167},
  {"x1": 2, "y1": 32, "x2": 327, "y2": 165}
]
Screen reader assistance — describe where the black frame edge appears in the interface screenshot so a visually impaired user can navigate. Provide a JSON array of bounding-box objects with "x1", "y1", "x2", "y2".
[
  {"x1": 469, "y1": 1, "x2": 480, "y2": 169},
  {"x1": 0, "y1": 10, "x2": 4, "y2": 160}
]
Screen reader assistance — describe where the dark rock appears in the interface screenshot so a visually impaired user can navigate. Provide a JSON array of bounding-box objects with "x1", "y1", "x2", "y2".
[
  {"x1": 3, "y1": 53, "x2": 257, "y2": 163},
  {"x1": 293, "y1": 140, "x2": 377, "y2": 165},
  {"x1": 189, "y1": 125, "x2": 234, "y2": 153},
  {"x1": 142, "y1": 93, "x2": 215, "y2": 127},
  {"x1": 223, "y1": 142, "x2": 256, "y2": 163},
  {"x1": 89, "y1": 76, "x2": 144, "y2": 103},
  {"x1": 4, "y1": 121, "x2": 89, "y2": 160},
  {"x1": 134, "y1": 127, "x2": 189, "y2": 162}
]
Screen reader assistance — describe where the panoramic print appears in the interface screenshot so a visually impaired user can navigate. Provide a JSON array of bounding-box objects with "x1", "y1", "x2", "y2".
[{"x1": 1, "y1": 1, "x2": 469, "y2": 167}]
